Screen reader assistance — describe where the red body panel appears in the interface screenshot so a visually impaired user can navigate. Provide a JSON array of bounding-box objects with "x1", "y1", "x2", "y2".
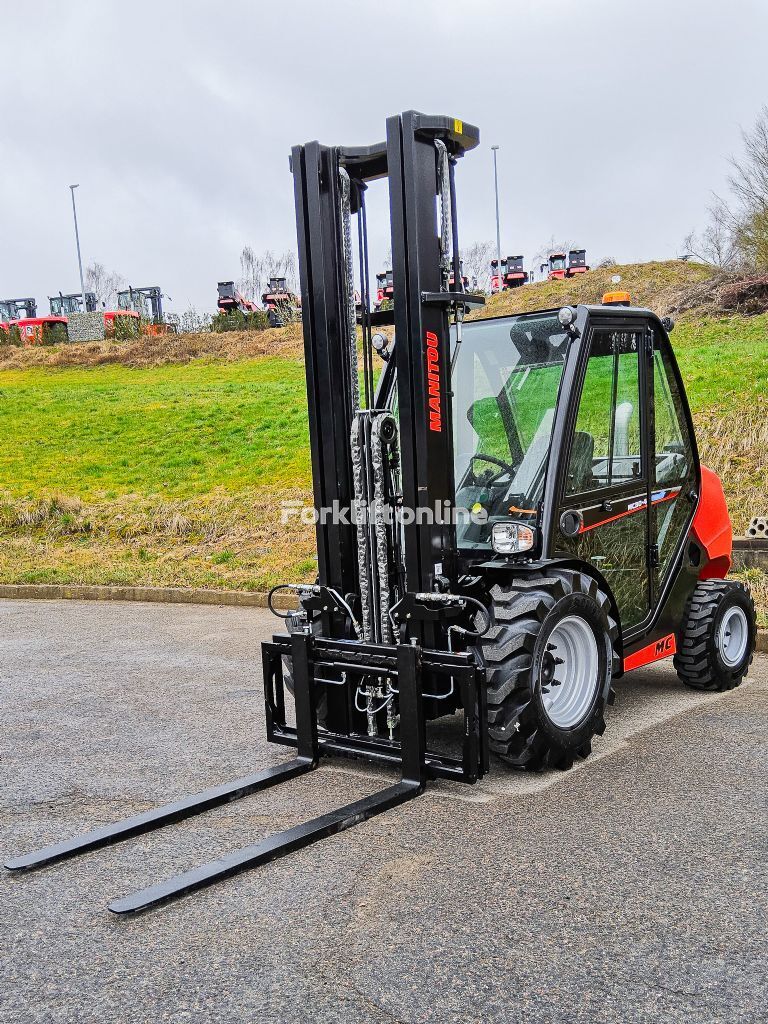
[
  {"x1": 13, "y1": 316, "x2": 68, "y2": 345},
  {"x1": 103, "y1": 310, "x2": 140, "y2": 325},
  {"x1": 623, "y1": 633, "x2": 677, "y2": 672},
  {"x1": 691, "y1": 465, "x2": 732, "y2": 579}
]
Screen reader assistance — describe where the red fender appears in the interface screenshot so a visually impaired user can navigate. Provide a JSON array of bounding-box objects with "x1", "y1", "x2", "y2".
[{"x1": 691, "y1": 465, "x2": 732, "y2": 579}]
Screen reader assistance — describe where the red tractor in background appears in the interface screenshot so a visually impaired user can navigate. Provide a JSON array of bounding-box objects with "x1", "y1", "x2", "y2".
[
  {"x1": 545, "y1": 251, "x2": 568, "y2": 281},
  {"x1": 375, "y1": 269, "x2": 395, "y2": 309},
  {"x1": 491, "y1": 256, "x2": 529, "y2": 291},
  {"x1": 217, "y1": 281, "x2": 260, "y2": 315},
  {"x1": 261, "y1": 276, "x2": 301, "y2": 327},
  {"x1": 542, "y1": 249, "x2": 590, "y2": 282}
]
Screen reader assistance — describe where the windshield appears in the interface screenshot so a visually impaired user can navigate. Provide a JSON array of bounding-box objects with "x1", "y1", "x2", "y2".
[{"x1": 453, "y1": 312, "x2": 570, "y2": 551}]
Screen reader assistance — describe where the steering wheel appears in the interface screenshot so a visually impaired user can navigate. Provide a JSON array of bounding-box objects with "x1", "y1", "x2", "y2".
[{"x1": 469, "y1": 453, "x2": 516, "y2": 486}]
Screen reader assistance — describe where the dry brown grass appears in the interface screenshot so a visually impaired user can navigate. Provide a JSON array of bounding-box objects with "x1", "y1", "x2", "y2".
[
  {"x1": 695, "y1": 401, "x2": 768, "y2": 534},
  {"x1": 0, "y1": 487, "x2": 316, "y2": 591},
  {"x1": 0, "y1": 325, "x2": 305, "y2": 371}
]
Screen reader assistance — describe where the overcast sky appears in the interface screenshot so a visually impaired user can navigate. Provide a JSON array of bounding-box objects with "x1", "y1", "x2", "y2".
[{"x1": 2, "y1": 0, "x2": 766, "y2": 316}]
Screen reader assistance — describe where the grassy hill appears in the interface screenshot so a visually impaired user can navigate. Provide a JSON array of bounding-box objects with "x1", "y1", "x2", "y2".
[{"x1": 0, "y1": 260, "x2": 765, "y2": 619}]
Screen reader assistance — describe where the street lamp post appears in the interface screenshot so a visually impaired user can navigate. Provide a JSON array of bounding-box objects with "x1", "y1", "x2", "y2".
[
  {"x1": 69, "y1": 184, "x2": 88, "y2": 312},
  {"x1": 491, "y1": 146, "x2": 502, "y2": 293}
]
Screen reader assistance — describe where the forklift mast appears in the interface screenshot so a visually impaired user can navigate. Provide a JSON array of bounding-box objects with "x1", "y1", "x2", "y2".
[
  {"x1": 0, "y1": 297, "x2": 37, "y2": 320},
  {"x1": 49, "y1": 292, "x2": 97, "y2": 316},
  {"x1": 291, "y1": 111, "x2": 482, "y2": 641},
  {"x1": 117, "y1": 286, "x2": 165, "y2": 323}
]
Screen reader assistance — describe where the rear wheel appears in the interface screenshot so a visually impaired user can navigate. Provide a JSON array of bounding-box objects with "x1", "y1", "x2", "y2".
[
  {"x1": 674, "y1": 580, "x2": 756, "y2": 691},
  {"x1": 477, "y1": 569, "x2": 619, "y2": 771}
]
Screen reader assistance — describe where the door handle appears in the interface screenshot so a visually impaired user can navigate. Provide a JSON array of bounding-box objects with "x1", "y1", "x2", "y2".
[{"x1": 559, "y1": 509, "x2": 583, "y2": 538}]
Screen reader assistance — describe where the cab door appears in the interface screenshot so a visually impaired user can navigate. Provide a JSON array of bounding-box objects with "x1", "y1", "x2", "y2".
[{"x1": 555, "y1": 324, "x2": 652, "y2": 631}]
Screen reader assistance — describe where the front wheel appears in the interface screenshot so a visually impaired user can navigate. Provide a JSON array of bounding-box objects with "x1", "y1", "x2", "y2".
[{"x1": 477, "y1": 569, "x2": 619, "y2": 771}]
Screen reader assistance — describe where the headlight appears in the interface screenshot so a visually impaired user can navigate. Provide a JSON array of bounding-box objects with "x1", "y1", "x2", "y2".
[{"x1": 491, "y1": 521, "x2": 535, "y2": 555}]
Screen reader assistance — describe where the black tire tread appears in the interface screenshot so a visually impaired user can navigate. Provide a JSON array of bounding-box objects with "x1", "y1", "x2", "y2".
[
  {"x1": 674, "y1": 579, "x2": 755, "y2": 692},
  {"x1": 478, "y1": 569, "x2": 618, "y2": 772}
]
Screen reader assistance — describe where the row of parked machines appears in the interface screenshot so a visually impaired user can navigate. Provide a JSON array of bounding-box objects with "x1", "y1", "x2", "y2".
[
  {"x1": 374, "y1": 248, "x2": 591, "y2": 307},
  {"x1": 216, "y1": 278, "x2": 301, "y2": 327},
  {"x1": 0, "y1": 287, "x2": 175, "y2": 344}
]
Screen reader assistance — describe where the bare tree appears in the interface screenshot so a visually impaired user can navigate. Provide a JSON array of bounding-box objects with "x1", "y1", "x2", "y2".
[
  {"x1": 729, "y1": 105, "x2": 768, "y2": 270},
  {"x1": 685, "y1": 107, "x2": 768, "y2": 272},
  {"x1": 84, "y1": 261, "x2": 126, "y2": 308},
  {"x1": 180, "y1": 306, "x2": 212, "y2": 334},
  {"x1": 683, "y1": 197, "x2": 740, "y2": 269},
  {"x1": 460, "y1": 240, "x2": 496, "y2": 291},
  {"x1": 238, "y1": 247, "x2": 298, "y2": 302}
]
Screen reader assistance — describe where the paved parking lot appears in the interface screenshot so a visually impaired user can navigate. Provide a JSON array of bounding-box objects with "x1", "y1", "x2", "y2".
[{"x1": 2, "y1": 599, "x2": 766, "y2": 1024}]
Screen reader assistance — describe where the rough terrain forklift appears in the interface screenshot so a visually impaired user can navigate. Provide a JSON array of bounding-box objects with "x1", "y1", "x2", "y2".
[
  {"x1": 117, "y1": 285, "x2": 176, "y2": 334},
  {"x1": 6, "y1": 111, "x2": 755, "y2": 915}
]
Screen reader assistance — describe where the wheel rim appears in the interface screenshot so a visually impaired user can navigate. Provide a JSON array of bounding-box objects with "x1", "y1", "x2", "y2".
[
  {"x1": 540, "y1": 615, "x2": 600, "y2": 729},
  {"x1": 717, "y1": 605, "x2": 749, "y2": 668}
]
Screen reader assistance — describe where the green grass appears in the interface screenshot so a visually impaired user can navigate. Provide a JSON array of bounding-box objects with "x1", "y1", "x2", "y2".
[
  {"x1": 670, "y1": 314, "x2": 768, "y2": 411},
  {"x1": 0, "y1": 358, "x2": 309, "y2": 498}
]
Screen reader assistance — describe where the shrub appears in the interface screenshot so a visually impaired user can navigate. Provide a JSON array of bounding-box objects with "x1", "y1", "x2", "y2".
[
  {"x1": 112, "y1": 315, "x2": 141, "y2": 341},
  {"x1": 3, "y1": 325, "x2": 22, "y2": 347},
  {"x1": 42, "y1": 323, "x2": 69, "y2": 346},
  {"x1": 212, "y1": 309, "x2": 268, "y2": 333},
  {"x1": 718, "y1": 275, "x2": 768, "y2": 315}
]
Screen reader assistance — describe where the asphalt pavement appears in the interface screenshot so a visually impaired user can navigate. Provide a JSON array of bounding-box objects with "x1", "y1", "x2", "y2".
[{"x1": 1, "y1": 599, "x2": 766, "y2": 1024}]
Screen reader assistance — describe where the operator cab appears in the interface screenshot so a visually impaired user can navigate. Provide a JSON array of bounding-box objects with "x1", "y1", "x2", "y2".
[{"x1": 547, "y1": 253, "x2": 567, "y2": 280}]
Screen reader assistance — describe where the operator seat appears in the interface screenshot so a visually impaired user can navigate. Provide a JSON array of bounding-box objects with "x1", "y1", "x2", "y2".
[{"x1": 567, "y1": 431, "x2": 595, "y2": 493}]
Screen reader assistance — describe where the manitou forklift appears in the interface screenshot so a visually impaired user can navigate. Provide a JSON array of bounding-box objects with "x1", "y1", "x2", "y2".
[{"x1": 6, "y1": 111, "x2": 755, "y2": 914}]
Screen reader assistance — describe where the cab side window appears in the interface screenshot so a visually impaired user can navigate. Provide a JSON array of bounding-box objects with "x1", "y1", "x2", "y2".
[
  {"x1": 565, "y1": 329, "x2": 643, "y2": 495},
  {"x1": 652, "y1": 339, "x2": 694, "y2": 485}
]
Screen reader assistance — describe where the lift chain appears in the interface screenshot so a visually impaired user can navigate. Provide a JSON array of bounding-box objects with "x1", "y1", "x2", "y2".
[
  {"x1": 434, "y1": 139, "x2": 453, "y2": 288},
  {"x1": 338, "y1": 166, "x2": 360, "y2": 412}
]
